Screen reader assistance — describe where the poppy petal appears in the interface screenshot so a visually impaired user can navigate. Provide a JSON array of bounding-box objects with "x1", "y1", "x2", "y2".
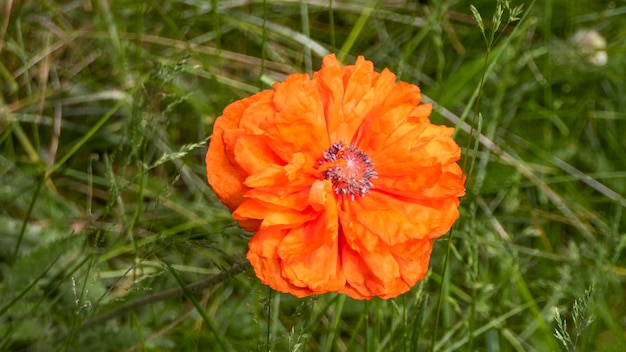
[
  {"x1": 247, "y1": 228, "x2": 316, "y2": 297},
  {"x1": 260, "y1": 74, "x2": 329, "y2": 159}
]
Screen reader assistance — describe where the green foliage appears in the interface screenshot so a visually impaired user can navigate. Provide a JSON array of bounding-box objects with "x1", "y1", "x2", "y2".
[
  {"x1": 554, "y1": 286, "x2": 594, "y2": 351},
  {"x1": 1, "y1": 0, "x2": 625, "y2": 351}
]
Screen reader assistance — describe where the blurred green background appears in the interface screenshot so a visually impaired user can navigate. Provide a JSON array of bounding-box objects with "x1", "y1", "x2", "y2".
[{"x1": 1, "y1": 0, "x2": 625, "y2": 351}]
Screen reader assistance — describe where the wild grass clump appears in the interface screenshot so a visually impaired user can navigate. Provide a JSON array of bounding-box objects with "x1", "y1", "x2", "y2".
[{"x1": 1, "y1": 0, "x2": 624, "y2": 350}]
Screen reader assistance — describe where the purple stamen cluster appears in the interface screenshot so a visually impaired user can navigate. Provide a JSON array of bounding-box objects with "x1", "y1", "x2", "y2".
[{"x1": 320, "y1": 141, "x2": 378, "y2": 200}]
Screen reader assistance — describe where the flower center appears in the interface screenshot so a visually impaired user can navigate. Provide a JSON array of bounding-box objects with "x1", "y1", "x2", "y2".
[{"x1": 319, "y1": 141, "x2": 377, "y2": 200}]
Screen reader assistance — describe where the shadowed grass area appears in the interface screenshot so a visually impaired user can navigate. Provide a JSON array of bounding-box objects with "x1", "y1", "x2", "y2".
[{"x1": 1, "y1": 0, "x2": 625, "y2": 351}]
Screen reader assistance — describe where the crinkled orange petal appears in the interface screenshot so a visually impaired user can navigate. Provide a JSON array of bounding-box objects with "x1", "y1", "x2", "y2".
[
  {"x1": 242, "y1": 165, "x2": 288, "y2": 189},
  {"x1": 247, "y1": 228, "x2": 315, "y2": 297},
  {"x1": 341, "y1": 236, "x2": 435, "y2": 299},
  {"x1": 280, "y1": 240, "x2": 345, "y2": 292},
  {"x1": 357, "y1": 81, "x2": 428, "y2": 152},
  {"x1": 370, "y1": 120, "x2": 465, "y2": 200},
  {"x1": 337, "y1": 202, "x2": 380, "y2": 252},
  {"x1": 234, "y1": 198, "x2": 318, "y2": 230},
  {"x1": 238, "y1": 90, "x2": 276, "y2": 135},
  {"x1": 342, "y1": 57, "x2": 375, "y2": 115},
  {"x1": 244, "y1": 188, "x2": 311, "y2": 212},
  {"x1": 226, "y1": 133, "x2": 285, "y2": 176},
  {"x1": 260, "y1": 73, "x2": 329, "y2": 159},
  {"x1": 349, "y1": 68, "x2": 400, "y2": 144},
  {"x1": 342, "y1": 191, "x2": 460, "y2": 250},
  {"x1": 240, "y1": 156, "x2": 321, "y2": 214},
  {"x1": 336, "y1": 57, "x2": 376, "y2": 141},
  {"x1": 341, "y1": 243, "x2": 413, "y2": 299},
  {"x1": 206, "y1": 98, "x2": 253, "y2": 211},
  {"x1": 391, "y1": 239, "x2": 433, "y2": 287},
  {"x1": 248, "y1": 180, "x2": 345, "y2": 294},
  {"x1": 314, "y1": 54, "x2": 345, "y2": 141},
  {"x1": 279, "y1": 210, "x2": 345, "y2": 292}
]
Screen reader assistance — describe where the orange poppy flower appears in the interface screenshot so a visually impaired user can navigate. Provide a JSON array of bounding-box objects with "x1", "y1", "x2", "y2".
[{"x1": 206, "y1": 54, "x2": 465, "y2": 299}]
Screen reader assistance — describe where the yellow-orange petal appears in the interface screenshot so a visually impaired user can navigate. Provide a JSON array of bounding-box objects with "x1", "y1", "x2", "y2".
[
  {"x1": 243, "y1": 165, "x2": 288, "y2": 189},
  {"x1": 307, "y1": 179, "x2": 333, "y2": 212},
  {"x1": 357, "y1": 82, "x2": 427, "y2": 151},
  {"x1": 341, "y1": 243, "x2": 411, "y2": 299},
  {"x1": 206, "y1": 89, "x2": 277, "y2": 211},
  {"x1": 314, "y1": 54, "x2": 345, "y2": 139},
  {"x1": 259, "y1": 73, "x2": 329, "y2": 159},
  {"x1": 241, "y1": 152, "x2": 317, "y2": 191},
  {"x1": 391, "y1": 239, "x2": 433, "y2": 286},
  {"x1": 234, "y1": 198, "x2": 318, "y2": 230},
  {"x1": 367, "y1": 116, "x2": 464, "y2": 200},
  {"x1": 280, "y1": 241, "x2": 345, "y2": 292},
  {"x1": 341, "y1": 191, "x2": 460, "y2": 250},
  {"x1": 419, "y1": 163, "x2": 466, "y2": 199},
  {"x1": 277, "y1": 191, "x2": 338, "y2": 258},
  {"x1": 237, "y1": 90, "x2": 276, "y2": 135},
  {"x1": 349, "y1": 67, "x2": 398, "y2": 144},
  {"x1": 415, "y1": 124, "x2": 462, "y2": 165},
  {"x1": 389, "y1": 237, "x2": 434, "y2": 261},
  {"x1": 278, "y1": 211, "x2": 345, "y2": 292},
  {"x1": 412, "y1": 197, "x2": 461, "y2": 239},
  {"x1": 240, "y1": 158, "x2": 321, "y2": 212},
  {"x1": 247, "y1": 192, "x2": 344, "y2": 294},
  {"x1": 244, "y1": 188, "x2": 311, "y2": 212},
  {"x1": 207, "y1": 97, "x2": 259, "y2": 212},
  {"x1": 341, "y1": 237, "x2": 434, "y2": 299},
  {"x1": 333, "y1": 56, "x2": 377, "y2": 141},
  {"x1": 247, "y1": 228, "x2": 316, "y2": 297},
  {"x1": 338, "y1": 202, "x2": 379, "y2": 252},
  {"x1": 226, "y1": 133, "x2": 285, "y2": 175}
]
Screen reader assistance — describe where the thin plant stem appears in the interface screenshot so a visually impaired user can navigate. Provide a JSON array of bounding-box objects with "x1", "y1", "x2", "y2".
[
  {"x1": 266, "y1": 286, "x2": 272, "y2": 352},
  {"x1": 300, "y1": 1, "x2": 312, "y2": 75},
  {"x1": 329, "y1": 0, "x2": 335, "y2": 51},
  {"x1": 430, "y1": 226, "x2": 455, "y2": 351},
  {"x1": 365, "y1": 300, "x2": 373, "y2": 352},
  {"x1": 259, "y1": 0, "x2": 268, "y2": 90},
  {"x1": 168, "y1": 264, "x2": 233, "y2": 351},
  {"x1": 12, "y1": 172, "x2": 44, "y2": 263},
  {"x1": 324, "y1": 294, "x2": 345, "y2": 352}
]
